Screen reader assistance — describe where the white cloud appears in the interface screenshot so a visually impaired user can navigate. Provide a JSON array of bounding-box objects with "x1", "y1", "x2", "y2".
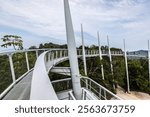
[
  {"x1": 0, "y1": 0, "x2": 150, "y2": 50},
  {"x1": 0, "y1": 0, "x2": 66, "y2": 39}
]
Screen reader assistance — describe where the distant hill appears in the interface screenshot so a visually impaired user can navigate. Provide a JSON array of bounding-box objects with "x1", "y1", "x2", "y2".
[
  {"x1": 127, "y1": 50, "x2": 148, "y2": 59},
  {"x1": 128, "y1": 50, "x2": 148, "y2": 56}
]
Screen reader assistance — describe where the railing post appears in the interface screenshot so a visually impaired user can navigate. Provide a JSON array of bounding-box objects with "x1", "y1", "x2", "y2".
[
  {"x1": 56, "y1": 51, "x2": 58, "y2": 59},
  {"x1": 104, "y1": 90, "x2": 106, "y2": 100},
  {"x1": 8, "y1": 53, "x2": 16, "y2": 83},
  {"x1": 62, "y1": 50, "x2": 64, "y2": 57},
  {"x1": 82, "y1": 89, "x2": 84, "y2": 100},
  {"x1": 67, "y1": 80, "x2": 69, "y2": 90},
  {"x1": 52, "y1": 51, "x2": 55, "y2": 65},
  {"x1": 65, "y1": 50, "x2": 67, "y2": 57},
  {"x1": 64, "y1": 50, "x2": 66, "y2": 57},
  {"x1": 82, "y1": 89, "x2": 86, "y2": 100},
  {"x1": 99, "y1": 88, "x2": 101, "y2": 99},
  {"x1": 68, "y1": 93, "x2": 71, "y2": 100},
  {"x1": 48, "y1": 52, "x2": 51, "y2": 61},
  {"x1": 60, "y1": 50, "x2": 62, "y2": 58},
  {"x1": 50, "y1": 52, "x2": 52, "y2": 60},
  {"x1": 84, "y1": 90, "x2": 86, "y2": 100},
  {"x1": 124, "y1": 39, "x2": 130, "y2": 93},
  {"x1": 88, "y1": 50, "x2": 89, "y2": 55},
  {"x1": 64, "y1": 50, "x2": 65, "y2": 57},
  {"x1": 25, "y1": 52, "x2": 30, "y2": 71},
  {"x1": 89, "y1": 80, "x2": 91, "y2": 90},
  {"x1": 36, "y1": 50, "x2": 38, "y2": 59}
]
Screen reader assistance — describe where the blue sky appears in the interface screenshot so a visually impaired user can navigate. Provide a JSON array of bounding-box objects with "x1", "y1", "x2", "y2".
[{"x1": 0, "y1": 0, "x2": 150, "y2": 51}]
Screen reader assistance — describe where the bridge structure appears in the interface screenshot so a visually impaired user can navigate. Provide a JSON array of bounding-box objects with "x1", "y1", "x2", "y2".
[
  {"x1": 0, "y1": 48, "x2": 124, "y2": 100},
  {"x1": 0, "y1": 0, "x2": 149, "y2": 100}
]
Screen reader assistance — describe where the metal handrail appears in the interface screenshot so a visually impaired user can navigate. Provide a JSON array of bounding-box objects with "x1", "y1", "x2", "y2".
[
  {"x1": 30, "y1": 51, "x2": 58, "y2": 100},
  {"x1": 0, "y1": 48, "x2": 68, "y2": 56},
  {"x1": 81, "y1": 76, "x2": 122, "y2": 100},
  {"x1": 51, "y1": 77, "x2": 121, "y2": 100},
  {"x1": 51, "y1": 78, "x2": 71, "y2": 84},
  {"x1": 0, "y1": 68, "x2": 33, "y2": 99},
  {"x1": 30, "y1": 49, "x2": 71, "y2": 99},
  {"x1": 82, "y1": 88, "x2": 97, "y2": 100},
  {"x1": 0, "y1": 49, "x2": 124, "y2": 56},
  {"x1": 68, "y1": 91, "x2": 76, "y2": 100}
]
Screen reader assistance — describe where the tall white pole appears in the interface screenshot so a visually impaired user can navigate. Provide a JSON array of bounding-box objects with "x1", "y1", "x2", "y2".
[
  {"x1": 107, "y1": 36, "x2": 115, "y2": 89},
  {"x1": 64, "y1": 0, "x2": 82, "y2": 99},
  {"x1": 148, "y1": 40, "x2": 150, "y2": 89},
  {"x1": 97, "y1": 31, "x2": 104, "y2": 80},
  {"x1": 81, "y1": 24, "x2": 87, "y2": 76},
  {"x1": 124, "y1": 39, "x2": 130, "y2": 93}
]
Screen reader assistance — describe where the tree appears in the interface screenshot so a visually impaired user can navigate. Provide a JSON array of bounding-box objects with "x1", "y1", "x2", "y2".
[
  {"x1": 29, "y1": 46, "x2": 37, "y2": 49},
  {"x1": 128, "y1": 60, "x2": 149, "y2": 92},
  {"x1": 1, "y1": 35, "x2": 23, "y2": 50}
]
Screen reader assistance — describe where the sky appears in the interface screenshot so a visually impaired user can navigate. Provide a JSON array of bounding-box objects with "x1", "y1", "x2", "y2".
[{"x1": 0, "y1": 0, "x2": 150, "y2": 51}]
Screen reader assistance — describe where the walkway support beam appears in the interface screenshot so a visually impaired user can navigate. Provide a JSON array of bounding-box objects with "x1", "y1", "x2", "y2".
[
  {"x1": 107, "y1": 36, "x2": 115, "y2": 89},
  {"x1": 8, "y1": 54, "x2": 16, "y2": 83},
  {"x1": 64, "y1": 0, "x2": 82, "y2": 100},
  {"x1": 148, "y1": 40, "x2": 150, "y2": 89},
  {"x1": 97, "y1": 32, "x2": 104, "y2": 80},
  {"x1": 124, "y1": 39, "x2": 130, "y2": 93},
  {"x1": 81, "y1": 24, "x2": 87, "y2": 76}
]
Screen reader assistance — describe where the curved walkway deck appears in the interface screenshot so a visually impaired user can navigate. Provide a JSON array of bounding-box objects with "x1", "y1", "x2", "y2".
[{"x1": 3, "y1": 71, "x2": 33, "y2": 100}]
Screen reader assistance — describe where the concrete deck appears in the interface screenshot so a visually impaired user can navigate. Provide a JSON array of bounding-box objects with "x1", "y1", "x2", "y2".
[{"x1": 3, "y1": 71, "x2": 33, "y2": 100}]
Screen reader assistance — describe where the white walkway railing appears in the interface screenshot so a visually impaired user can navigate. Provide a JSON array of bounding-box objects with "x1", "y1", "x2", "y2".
[{"x1": 0, "y1": 48, "x2": 140, "y2": 100}]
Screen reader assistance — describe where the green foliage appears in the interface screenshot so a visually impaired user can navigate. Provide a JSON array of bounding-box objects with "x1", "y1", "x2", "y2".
[
  {"x1": 0, "y1": 55, "x2": 12, "y2": 93},
  {"x1": 29, "y1": 46, "x2": 37, "y2": 49},
  {"x1": 0, "y1": 51, "x2": 37, "y2": 94},
  {"x1": 12, "y1": 53, "x2": 27, "y2": 79},
  {"x1": 28, "y1": 51, "x2": 37, "y2": 68},
  {"x1": 39, "y1": 42, "x2": 67, "y2": 49},
  {"x1": 128, "y1": 59, "x2": 149, "y2": 92},
  {"x1": 1, "y1": 35, "x2": 23, "y2": 50},
  {"x1": 112, "y1": 56, "x2": 126, "y2": 88}
]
